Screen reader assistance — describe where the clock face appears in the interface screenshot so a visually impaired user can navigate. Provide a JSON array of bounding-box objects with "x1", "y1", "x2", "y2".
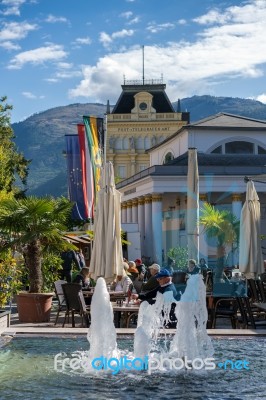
[{"x1": 139, "y1": 102, "x2": 147, "y2": 111}]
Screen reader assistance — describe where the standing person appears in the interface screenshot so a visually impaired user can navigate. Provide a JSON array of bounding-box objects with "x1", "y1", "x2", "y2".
[
  {"x1": 60, "y1": 248, "x2": 80, "y2": 283},
  {"x1": 76, "y1": 248, "x2": 86, "y2": 269}
]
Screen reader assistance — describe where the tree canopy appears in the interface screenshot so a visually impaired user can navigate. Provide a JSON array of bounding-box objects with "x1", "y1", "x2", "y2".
[{"x1": 0, "y1": 96, "x2": 30, "y2": 197}]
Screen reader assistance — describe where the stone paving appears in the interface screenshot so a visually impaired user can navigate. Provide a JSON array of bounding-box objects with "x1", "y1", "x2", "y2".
[{"x1": 1, "y1": 301, "x2": 266, "y2": 337}]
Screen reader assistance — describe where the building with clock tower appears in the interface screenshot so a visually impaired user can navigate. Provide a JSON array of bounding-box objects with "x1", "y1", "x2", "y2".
[{"x1": 106, "y1": 78, "x2": 189, "y2": 181}]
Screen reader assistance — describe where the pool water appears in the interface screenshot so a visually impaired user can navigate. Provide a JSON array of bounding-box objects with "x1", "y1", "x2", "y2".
[{"x1": 0, "y1": 336, "x2": 266, "y2": 400}]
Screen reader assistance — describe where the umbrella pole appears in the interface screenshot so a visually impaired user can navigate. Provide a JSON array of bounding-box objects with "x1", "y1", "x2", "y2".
[{"x1": 104, "y1": 113, "x2": 107, "y2": 165}]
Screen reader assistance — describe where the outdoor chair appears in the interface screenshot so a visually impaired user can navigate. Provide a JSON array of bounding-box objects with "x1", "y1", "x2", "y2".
[
  {"x1": 236, "y1": 296, "x2": 266, "y2": 329},
  {"x1": 54, "y1": 280, "x2": 67, "y2": 326},
  {"x1": 247, "y1": 279, "x2": 266, "y2": 318},
  {"x1": 211, "y1": 297, "x2": 238, "y2": 329},
  {"x1": 62, "y1": 283, "x2": 90, "y2": 328}
]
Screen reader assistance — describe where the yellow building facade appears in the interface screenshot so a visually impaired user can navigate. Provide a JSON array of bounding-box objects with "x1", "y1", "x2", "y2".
[{"x1": 106, "y1": 80, "x2": 189, "y2": 180}]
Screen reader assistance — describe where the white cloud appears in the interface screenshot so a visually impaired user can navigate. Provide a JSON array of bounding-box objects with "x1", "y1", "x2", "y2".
[
  {"x1": 99, "y1": 32, "x2": 112, "y2": 47},
  {"x1": 193, "y1": 9, "x2": 229, "y2": 25},
  {"x1": 22, "y1": 91, "x2": 44, "y2": 100},
  {"x1": 22, "y1": 91, "x2": 37, "y2": 99},
  {"x1": 112, "y1": 29, "x2": 134, "y2": 39},
  {"x1": 255, "y1": 94, "x2": 266, "y2": 104},
  {"x1": 99, "y1": 29, "x2": 134, "y2": 47},
  {"x1": 0, "y1": 21, "x2": 38, "y2": 42},
  {"x1": 127, "y1": 16, "x2": 140, "y2": 25},
  {"x1": 147, "y1": 22, "x2": 175, "y2": 34},
  {"x1": 44, "y1": 78, "x2": 59, "y2": 83},
  {"x1": 45, "y1": 14, "x2": 68, "y2": 23},
  {"x1": 74, "y1": 37, "x2": 92, "y2": 45},
  {"x1": 55, "y1": 70, "x2": 82, "y2": 79},
  {"x1": 177, "y1": 19, "x2": 186, "y2": 25},
  {"x1": 120, "y1": 11, "x2": 133, "y2": 19},
  {"x1": 0, "y1": 40, "x2": 20, "y2": 50},
  {"x1": 69, "y1": 0, "x2": 266, "y2": 103},
  {"x1": 0, "y1": 0, "x2": 26, "y2": 16},
  {"x1": 8, "y1": 44, "x2": 67, "y2": 69},
  {"x1": 57, "y1": 62, "x2": 73, "y2": 69}
]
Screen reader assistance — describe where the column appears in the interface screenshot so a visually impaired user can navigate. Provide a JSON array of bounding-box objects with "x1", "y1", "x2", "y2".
[
  {"x1": 130, "y1": 153, "x2": 136, "y2": 176},
  {"x1": 144, "y1": 195, "x2": 152, "y2": 261},
  {"x1": 126, "y1": 200, "x2": 132, "y2": 224},
  {"x1": 137, "y1": 197, "x2": 145, "y2": 256},
  {"x1": 231, "y1": 193, "x2": 242, "y2": 265},
  {"x1": 199, "y1": 194, "x2": 208, "y2": 262},
  {"x1": 121, "y1": 203, "x2": 127, "y2": 224},
  {"x1": 152, "y1": 194, "x2": 163, "y2": 265},
  {"x1": 132, "y1": 199, "x2": 138, "y2": 223}
]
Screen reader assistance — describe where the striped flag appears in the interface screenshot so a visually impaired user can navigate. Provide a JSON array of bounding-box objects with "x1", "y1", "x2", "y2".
[
  {"x1": 83, "y1": 116, "x2": 103, "y2": 195},
  {"x1": 65, "y1": 134, "x2": 88, "y2": 220},
  {"x1": 77, "y1": 124, "x2": 94, "y2": 219}
]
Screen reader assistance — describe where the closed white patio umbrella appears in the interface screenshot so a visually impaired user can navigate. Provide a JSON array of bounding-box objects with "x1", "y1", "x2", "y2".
[
  {"x1": 239, "y1": 180, "x2": 264, "y2": 279},
  {"x1": 89, "y1": 162, "x2": 124, "y2": 281},
  {"x1": 187, "y1": 148, "x2": 199, "y2": 263}
]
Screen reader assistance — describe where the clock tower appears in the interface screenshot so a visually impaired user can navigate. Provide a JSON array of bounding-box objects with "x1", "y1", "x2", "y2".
[{"x1": 106, "y1": 78, "x2": 189, "y2": 181}]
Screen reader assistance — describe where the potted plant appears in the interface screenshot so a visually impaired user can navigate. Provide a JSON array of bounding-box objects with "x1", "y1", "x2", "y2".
[{"x1": 0, "y1": 195, "x2": 73, "y2": 322}]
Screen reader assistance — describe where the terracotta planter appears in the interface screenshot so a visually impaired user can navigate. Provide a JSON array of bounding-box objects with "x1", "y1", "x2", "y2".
[{"x1": 17, "y1": 292, "x2": 54, "y2": 323}]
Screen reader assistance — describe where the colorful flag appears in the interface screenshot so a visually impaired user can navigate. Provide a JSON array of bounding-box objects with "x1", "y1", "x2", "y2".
[
  {"x1": 83, "y1": 116, "x2": 103, "y2": 194},
  {"x1": 65, "y1": 134, "x2": 88, "y2": 220},
  {"x1": 77, "y1": 124, "x2": 94, "y2": 219}
]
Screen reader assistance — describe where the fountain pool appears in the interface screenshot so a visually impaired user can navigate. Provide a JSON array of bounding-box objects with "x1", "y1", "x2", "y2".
[{"x1": 0, "y1": 335, "x2": 266, "y2": 400}]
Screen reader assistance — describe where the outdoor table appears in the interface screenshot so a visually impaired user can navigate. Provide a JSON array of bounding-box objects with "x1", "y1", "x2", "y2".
[
  {"x1": 253, "y1": 302, "x2": 266, "y2": 312},
  {"x1": 111, "y1": 301, "x2": 140, "y2": 328},
  {"x1": 82, "y1": 290, "x2": 126, "y2": 298}
]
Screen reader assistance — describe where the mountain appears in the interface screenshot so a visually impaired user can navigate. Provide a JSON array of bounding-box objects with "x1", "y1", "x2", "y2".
[{"x1": 12, "y1": 96, "x2": 266, "y2": 197}]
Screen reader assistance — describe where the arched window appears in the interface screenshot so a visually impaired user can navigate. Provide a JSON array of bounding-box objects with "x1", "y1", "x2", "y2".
[
  {"x1": 136, "y1": 137, "x2": 143, "y2": 150},
  {"x1": 211, "y1": 141, "x2": 258, "y2": 154},
  {"x1": 123, "y1": 137, "x2": 129, "y2": 150},
  {"x1": 144, "y1": 136, "x2": 151, "y2": 150},
  {"x1": 225, "y1": 141, "x2": 254, "y2": 154},
  {"x1": 163, "y1": 152, "x2": 174, "y2": 164},
  {"x1": 114, "y1": 138, "x2": 123, "y2": 150},
  {"x1": 258, "y1": 145, "x2": 266, "y2": 154}
]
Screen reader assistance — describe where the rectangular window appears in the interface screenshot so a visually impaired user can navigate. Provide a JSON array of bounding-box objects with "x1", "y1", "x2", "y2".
[
  {"x1": 117, "y1": 165, "x2": 126, "y2": 178},
  {"x1": 139, "y1": 165, "x2": 147, "y2": 172}
]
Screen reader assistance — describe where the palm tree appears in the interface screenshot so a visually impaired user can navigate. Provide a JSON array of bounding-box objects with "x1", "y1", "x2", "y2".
[
  {"x1": 200, "y1": 202, "x2": 239, "y2": 281},
  {"x1": 0, "y1": 196, "x2": 73, "y2": 293}
]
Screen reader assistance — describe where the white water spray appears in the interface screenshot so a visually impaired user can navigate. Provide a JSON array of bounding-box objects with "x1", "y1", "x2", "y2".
[{"x1": 87, "y1": 277, "x2": 119, "y2": 361}]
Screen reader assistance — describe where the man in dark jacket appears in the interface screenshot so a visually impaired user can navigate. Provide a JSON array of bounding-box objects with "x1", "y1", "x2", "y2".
[
  {"x1": 133, "y1": 269, "x2": 179, "y2": 328},
  {"x1": 60, "y1": 249, "x2": 80, "y2": 282}
]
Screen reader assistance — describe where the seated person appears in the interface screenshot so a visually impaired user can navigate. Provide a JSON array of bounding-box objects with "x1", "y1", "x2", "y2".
[
  {"x1": 141, "y1": 263, "x2": 160, "y2": 293},
  {"x1": 132, "y1": 269, "x2": 179, "y2": 328},
  {"x1": 72, "y1": 267, "x2": 91, "y2": 289},
  {"x1": 187, "y1": 259, "x2": 200, "y2": 275},
  {"x1": 199, "y1": 258, "x2": 208, "y2": 281},
  {"x1": 127, "y1": 261, "x2": 143, "y2": 294},
  {"x1": 110, "y1": 263, "x2": 132, "y2": 293},
  {"x1": 134, "y1": 258, "x2": 147, "y2": 277}
]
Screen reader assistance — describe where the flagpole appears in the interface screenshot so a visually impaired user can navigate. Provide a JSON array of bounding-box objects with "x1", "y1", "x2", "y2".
[{"x1": 104, "y1": 113, "x2": 107, "y2": 165}]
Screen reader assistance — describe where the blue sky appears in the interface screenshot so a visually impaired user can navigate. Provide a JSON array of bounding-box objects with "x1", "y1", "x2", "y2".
[{"x1": 1, "y1": 0, "x2": 266, "y2": 122}]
